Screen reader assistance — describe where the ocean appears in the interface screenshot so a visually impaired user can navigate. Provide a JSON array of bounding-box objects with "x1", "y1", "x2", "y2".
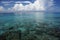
[{"x1": 0, "y1": 12, "x2": 60, "y2": 40}]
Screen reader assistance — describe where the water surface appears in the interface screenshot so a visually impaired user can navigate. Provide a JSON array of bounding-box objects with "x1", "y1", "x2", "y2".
[{"x1": 0, "y1": 12, "x2": 60, "y2": 40}]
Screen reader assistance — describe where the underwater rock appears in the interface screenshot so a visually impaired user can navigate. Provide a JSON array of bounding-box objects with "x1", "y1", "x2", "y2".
[
  {"x1": 8, "y1": 27, "x2": 14, "y2": 30},
  {"x1": 47, "y1": 27, "x2": 60, "y2": 38},
  {"x1": 0, "y1": 30, "x2": 21, "y2": 40}
]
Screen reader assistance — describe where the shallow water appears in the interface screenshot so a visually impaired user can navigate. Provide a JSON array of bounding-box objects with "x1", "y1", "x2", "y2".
[
  {"x1": 0, "y1": 12, "x2": 60, "y2": 26},
  {"x1": 0, "y1": 12, "x2": 60, "y2": 40}
]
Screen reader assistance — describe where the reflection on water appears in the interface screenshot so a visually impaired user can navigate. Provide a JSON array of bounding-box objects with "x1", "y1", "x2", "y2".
[
  {"x1": 15, "y1": 12, "x2": 45, "y2": 23},
  {"x1": 0, "y1": 12, "x2": 60, "y2": 40},
  {"x1": 14, "y1": 12, "x2": 60, "y2": 27}
]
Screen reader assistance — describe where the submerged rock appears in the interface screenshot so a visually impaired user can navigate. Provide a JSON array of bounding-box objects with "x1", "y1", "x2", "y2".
[
  {"x1": 0, "y1": 30, "x2": 21, "y2": 40},
  {"x1": 47, "y1": 27, "x2": 60, "y2": 39}
]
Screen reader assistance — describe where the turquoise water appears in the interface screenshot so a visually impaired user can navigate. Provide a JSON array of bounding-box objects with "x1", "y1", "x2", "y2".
[
  {"x1": 0, "y1": 12, "x2": 60, "y2": 31},
  {"x1": 0, "y1": 12, "x2": 60, "y2": 26},
  {"x1": 0, "y1": 12, "x2": 60, "y2": 40}
]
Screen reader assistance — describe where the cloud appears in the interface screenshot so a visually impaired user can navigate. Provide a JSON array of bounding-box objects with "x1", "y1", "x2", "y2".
[
  {"x1": 15, "y1": 1, "x2": 31, "y2": 4},
  {"x1": 0, "y1": 0, "x2": 54, "y2": 12},
  {"x1": 0, "y1": 6, "x2": 9, "y2": 13},
  {"x1": 1, "y1": 1, "x2": 13, "y2": 4},
  {"x1": 0, "y1": 6, "x2": 10, "y2": 13},
  {"x1": 1, "y1": 1, "x2": 13, "y2": 6},
  {"x1": 10, "y1": 0, "x2": 54, "y2": 11},
  {"x1": 0, "y1": 6, "x2": 5, "y2": 12},
  {"x1": 1, "y1": 1, "x2": 31, "y2": 4}
]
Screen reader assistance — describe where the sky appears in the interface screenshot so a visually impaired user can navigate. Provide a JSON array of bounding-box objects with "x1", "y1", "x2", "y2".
[{"x1": 0, "y1": 0, "x2": 60, "y2": 12}]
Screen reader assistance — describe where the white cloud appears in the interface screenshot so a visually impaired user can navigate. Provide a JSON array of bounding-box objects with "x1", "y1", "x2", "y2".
[
  {"x1": 1, "y1": 1, "x2": 31, "y2": 4},
  {"x1": 0, "y1": 0, "x2": 54, "y2": 12},
  {"x1": 10, "y1": 0, "x2": 54, "y2": 11},
  {"x1": 0, "y1": 6, "x2": 10, "y2": 13},
  {"x1": 15, "y1": 1, "x2": 31, "y2": 4},
  {"x1": 0, "y1": 6, "x2": 5, "y2": 12},
  {"x1": 0, "y1": 6, "x2": 9, "y2": 13},
  {"x1": 1, "y1": 1, "x2": 13, "y2": 6},
  {"x1": 12, "y1": 4, "x2": 24, "y2": 11},
  {"x1": 1, "y1": 1, "x2": 13, "y2": 4}
]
